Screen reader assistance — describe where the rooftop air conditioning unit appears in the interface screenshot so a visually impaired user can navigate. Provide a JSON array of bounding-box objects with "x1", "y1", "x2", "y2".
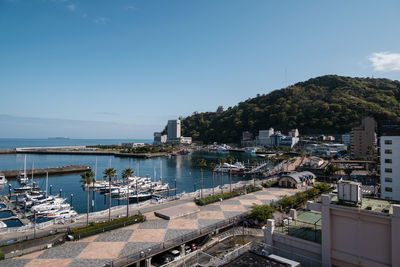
[{"x1": 338, "y1": 180, "x2": 362, "y2": 205}]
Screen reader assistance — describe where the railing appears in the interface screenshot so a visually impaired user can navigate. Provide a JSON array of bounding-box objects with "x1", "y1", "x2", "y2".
[
  {"x1": 108, "y1": 213, "x2": 249, "y2": 267},
  {"x1": 275, "y1": 217, "x2": 322, "y2": 244}
]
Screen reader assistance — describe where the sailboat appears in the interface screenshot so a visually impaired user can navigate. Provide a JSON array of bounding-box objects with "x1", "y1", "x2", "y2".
[
  {"x1": 15, "y1": 162, "x2": 39, "y2": 193},
  {"x1": 18, "y1": 155, "x2": 29, "y2": 184}
]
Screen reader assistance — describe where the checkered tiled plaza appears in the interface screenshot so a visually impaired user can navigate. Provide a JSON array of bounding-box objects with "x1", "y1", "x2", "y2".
[{"x1": 1, "y1": 187, "x2": 299, "y2": 267}]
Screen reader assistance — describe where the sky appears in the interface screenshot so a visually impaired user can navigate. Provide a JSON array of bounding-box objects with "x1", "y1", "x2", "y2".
[{"x1": 1, "y1": 0, "x2": 400, "y2": 139}]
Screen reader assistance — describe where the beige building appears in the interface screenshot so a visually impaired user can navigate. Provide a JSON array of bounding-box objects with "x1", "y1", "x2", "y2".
[
  {"x1": 264, "y1": 195, "x2": 400, "y2": 267},
  {"x1": 350, "y1": 117, "x2": 376, "y2": 158}
]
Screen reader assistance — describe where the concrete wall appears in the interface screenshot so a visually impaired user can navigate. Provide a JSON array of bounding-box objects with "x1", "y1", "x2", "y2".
[{"x1": 319, "y1": 195, "x2": 400, "y2": 267}]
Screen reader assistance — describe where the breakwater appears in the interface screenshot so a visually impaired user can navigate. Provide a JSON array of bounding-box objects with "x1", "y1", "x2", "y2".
[
  {"x1": 16, "y1": 148, "x2": 167, "y2": 159},
  {"x1": 0, "y1": 149, "x2": 16, "y2": 154},
  {"x1": 1, "y1": 165, "x2": 91, "y2": 179}
]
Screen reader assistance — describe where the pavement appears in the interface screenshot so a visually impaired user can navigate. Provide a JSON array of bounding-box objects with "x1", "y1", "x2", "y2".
[{"x1": 1, "y1": 187, "x2": 301, "y2": 267}]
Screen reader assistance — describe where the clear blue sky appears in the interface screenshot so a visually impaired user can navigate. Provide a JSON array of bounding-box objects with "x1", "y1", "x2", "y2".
[{"x1": 1, "y1": 0, "x2": 400, "y2": 138}]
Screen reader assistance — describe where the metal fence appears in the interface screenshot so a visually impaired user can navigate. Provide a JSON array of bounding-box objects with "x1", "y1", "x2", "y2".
[
  {"x1": 108, "y1": 213, "x2": 249, "y2": 267},
  {"x1": 275, "y1": 215, "x2": 322, "y2": 243}
]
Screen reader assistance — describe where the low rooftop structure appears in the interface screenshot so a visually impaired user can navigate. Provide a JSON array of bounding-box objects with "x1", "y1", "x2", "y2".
[{"x1": 278, "y1": 171, "x2": 316, "y2": 188}]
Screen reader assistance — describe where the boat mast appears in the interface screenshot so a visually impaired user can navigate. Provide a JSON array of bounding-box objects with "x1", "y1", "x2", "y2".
[
  {"x1": 160, "y1": 160, "x2": 162, "y2": 184},
  {"x1": 24, "y1": 154, "x2": 27, "y2": 177},
  {"x1": 45, "y1": 172, "x2": 48, "y2": 197},
  {"x1": 95, "y1": 157, "x2": 98, "y2": 180},
  {"x1": 31, "y1": 162, "x2": 34, "y2": 189}
]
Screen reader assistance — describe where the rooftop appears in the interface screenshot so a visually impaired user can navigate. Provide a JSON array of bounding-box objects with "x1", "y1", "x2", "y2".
[
  {"x1": 331, "y1": 195, "x2": 394, "y2": 215},
  {"x1": 276, "y1": 211, "x2": 322, "y2": 243}
]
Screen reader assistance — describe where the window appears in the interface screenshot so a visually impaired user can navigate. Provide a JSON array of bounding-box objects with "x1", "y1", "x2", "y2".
[
  {"x1": 385, "y1": 168, "x2": 392, "y2": 173},
  {"x1": 384, "y1": 140, "x2": 392, "y2": 145},
  {"x1": 385, "y1": 158, "x2": 392, "y2": 164},
  {"x1": 385, "y1": 187, "x2": 392, "y2": 192},
  {"x1": 385, "y1": 149, "x2": 392, "y2": 154},
  {"x1": 385, "y1": 177, "x2": 392, "y2": 182}
]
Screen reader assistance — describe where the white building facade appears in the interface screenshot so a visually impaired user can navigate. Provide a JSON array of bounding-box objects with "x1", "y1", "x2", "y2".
[{"x1": 380, "y1": 135, "x2": 400, "y2": 200}]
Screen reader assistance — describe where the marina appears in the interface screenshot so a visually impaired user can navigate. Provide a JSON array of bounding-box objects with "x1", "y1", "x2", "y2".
[{"x1": 0, "y1": 139, "x2": 269, "y2": 235}]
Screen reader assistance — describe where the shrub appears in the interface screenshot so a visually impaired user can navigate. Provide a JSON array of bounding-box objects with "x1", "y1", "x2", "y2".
[
  {"x1": 0, "y1": 249, "x2": 4, "y2": 260},
  {"x1": 195, "y1": 191, "x2": 240, "y2": 206},
  {"x1": 278, "y1": 195, "x2": 297, "y2": 212},
  {"x1": 72, "y1": 214, "x2": 145, "y2": 239},
  {"x1": 249, "y1": 204, "x2": 275, "y2": 225},
  {"x1": 313, "y1": 183, "x2": 330, "y2": 194},
  {"x1": 262, "y1": 181, "x2": 278, "y2": 188},
  {"x1": 246, "y1": 184, "x2": 262, "y2": 193}
]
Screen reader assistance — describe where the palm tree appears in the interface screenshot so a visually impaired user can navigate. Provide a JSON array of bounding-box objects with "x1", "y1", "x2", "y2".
[
  {"x1": 217, "y1": 158, "x2": 225, "y2": 193},
  {"x1": 103, "y1": 168, "x2": 117, "y2": 221},
  {"x1": 196, "y1": 159, "x2": 207, "y2": 198},
  {"x1": 226, "y1": 155, "x2": 235, "y2": 192},
  {"x1": 209, "y1": 162, "x2": 216, "y2": 196},
  {"x1": 80, "y1": 171, "x2": 95, "y2": 226},
  {"x1": 122, "y1": 168, "x2": 133, "y2": 217}
]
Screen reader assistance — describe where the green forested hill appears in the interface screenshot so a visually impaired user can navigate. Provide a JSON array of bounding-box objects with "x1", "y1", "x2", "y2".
[{"x1": 176, "y1": 75, "x2": 400, "y2": 144}]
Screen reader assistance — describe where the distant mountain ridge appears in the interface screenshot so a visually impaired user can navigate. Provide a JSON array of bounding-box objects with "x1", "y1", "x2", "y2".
[{"x1": 178, "y1": 75, "x2": 400, "y2": 144}]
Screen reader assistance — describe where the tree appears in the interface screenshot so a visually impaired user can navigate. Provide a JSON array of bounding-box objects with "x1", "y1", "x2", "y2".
[
  {"x1": 196, "y1": 159, "x2": 207, "y2": 198},
  {"x1": 278, "y1": 195, "x2": 297, "y2": 212},
  {"x1": 80, "y1": 171, "x2": 95, "y2": 226},
  {"x1": 249, "y1": 204, "x2": 275, "y2": 225},
  {"x1": 324, "y1": 163, "x2": 341, "y2": 179},
  {"x1": 209, "y1": 162, "x2": 216, "y2": 196},
  {"x1": 122, "y1": 168, "x2": 133, "y2": 217},
  {"x1": 103, "y1": 168, "x2": 117, "y2": 221}
]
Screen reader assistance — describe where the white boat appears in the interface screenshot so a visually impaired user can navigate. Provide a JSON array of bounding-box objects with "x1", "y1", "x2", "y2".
[
  {"x1": 18, "y1": 155, "x2": 29, "y2": 184},
  {"x1": 128, "y1": 191, "x2": 151, "y2": 199},
  {"x1": 31, "y1": 198, "x2": 67, "y2": 212},
  {"x1": 0, "y1": 221, "x2": 7, "y2": 229},
  {"x1": 36, "y1": 204, "x2": 71, "y2": 216},
  {"x1": 214, "y1": 162, "x2": 245, "y2": 173},
  {"x1": 153, "y1": 182, "x2": 169, "y2": 191},
  {"x1": 0, "y1": 174, "x2": 7, "y2": 185},
  {"x1": 47, "y1": 209, "x2": 77, "y2": 219},
  {"x1": 111, "y1": 186, "x2": 129, "y2": 196}
]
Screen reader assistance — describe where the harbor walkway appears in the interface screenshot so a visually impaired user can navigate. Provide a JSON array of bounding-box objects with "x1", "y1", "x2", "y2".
[{"x1": 0, "y1": 187, "x2": 300, "y2": 267}]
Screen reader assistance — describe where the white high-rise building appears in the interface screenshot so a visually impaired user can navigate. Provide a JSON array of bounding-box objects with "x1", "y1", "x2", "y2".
[
  {"x1": 380, "y1": 126, "x2": 400, "y2": 201},
  {"x1": 167, "y1": 119, "x2": 181, "y2": 141}
]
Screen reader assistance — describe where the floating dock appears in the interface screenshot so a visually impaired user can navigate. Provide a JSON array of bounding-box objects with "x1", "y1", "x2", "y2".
[
  {"x1": 0, "y1": 195, "x2": 31, "y2": 225},
  {"x1": 1, "y1": 165, "x2": 91, "y2": 179}
]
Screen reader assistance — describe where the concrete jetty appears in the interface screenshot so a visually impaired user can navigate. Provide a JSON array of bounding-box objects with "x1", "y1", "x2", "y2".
[{"x1": 1, "y1": 165, "x2": 91, "y2": 179}]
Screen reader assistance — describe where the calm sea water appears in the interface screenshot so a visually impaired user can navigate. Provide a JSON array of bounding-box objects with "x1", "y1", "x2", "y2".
[{"x1": 0, "y1": 139, "x2": 260, "y2": 215}]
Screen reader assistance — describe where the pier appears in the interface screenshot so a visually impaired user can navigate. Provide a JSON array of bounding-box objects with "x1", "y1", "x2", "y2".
[{"x1": 1, "y1": 165, "x2": 91, "y2": 179}]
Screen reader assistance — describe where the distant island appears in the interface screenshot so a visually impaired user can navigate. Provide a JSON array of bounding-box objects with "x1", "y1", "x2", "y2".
[
  {"x1": 48, "y1": 137, "x2": 70, "y2": 140},
  {"x1": 175, "y1": 75, "x2": 400, "y2": 144}
]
